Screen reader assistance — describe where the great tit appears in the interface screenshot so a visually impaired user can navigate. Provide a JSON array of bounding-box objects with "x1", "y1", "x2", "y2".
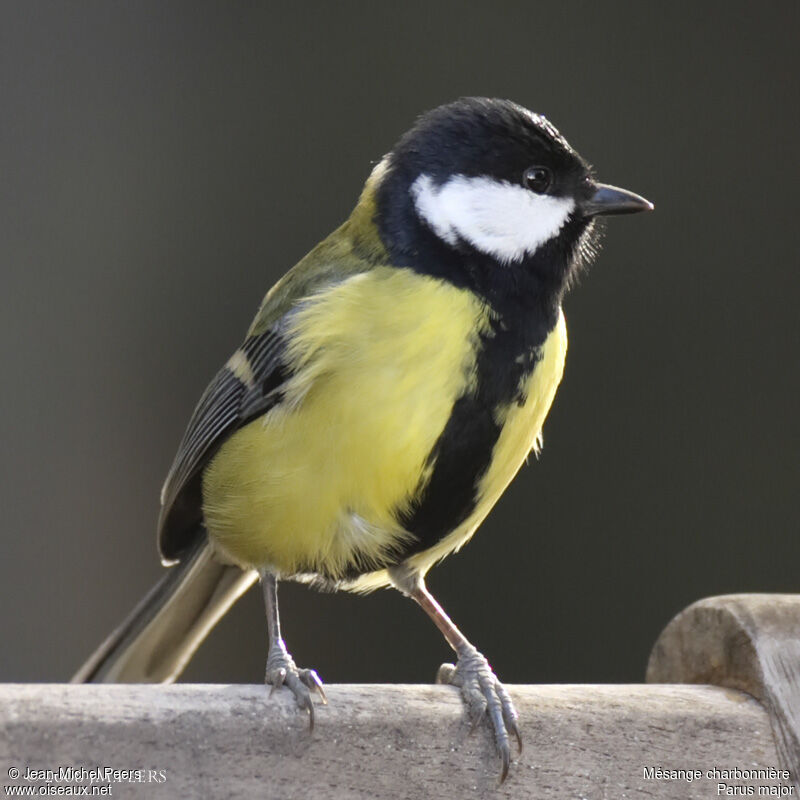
[{"x1": 74, "y1": 97, "x2": 652, "y2": 780}]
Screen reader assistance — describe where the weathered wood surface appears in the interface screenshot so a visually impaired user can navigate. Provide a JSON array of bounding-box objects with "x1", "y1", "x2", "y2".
[
  {"x1": 648, "y1": 594, "x2": 800, "y2": 790},
  {"x1": 0, "y1": 683, "x2": 793, "y2": 799}
]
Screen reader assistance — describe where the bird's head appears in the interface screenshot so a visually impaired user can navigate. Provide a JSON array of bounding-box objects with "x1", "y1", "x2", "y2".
[{"x1": 371, "y1": 97, "x2": 652, "y2": 302}]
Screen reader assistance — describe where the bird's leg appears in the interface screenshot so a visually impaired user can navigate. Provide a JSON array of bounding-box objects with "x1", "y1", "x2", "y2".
[
  {"x1": 261, "y1": 570, "x2": 326, "y2": 729},
  {"x1": 390, "y1": 567, "x2": 521, "y2": 783}
]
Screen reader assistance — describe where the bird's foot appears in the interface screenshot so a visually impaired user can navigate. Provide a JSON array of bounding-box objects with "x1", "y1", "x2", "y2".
[
  {"x1": 265, "y1": 637, "x2": 327, "y2": 730},
  {"x1": 437, "y1": 644, "x2": 521, "y2": 783}
]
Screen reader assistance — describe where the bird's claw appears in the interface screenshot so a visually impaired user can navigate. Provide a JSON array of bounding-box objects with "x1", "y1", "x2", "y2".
[
  {"x1": 265, "y1": 638, "x2": 327, "y2": 731},
  {"x1": 437, "y1": 645, "x2": 521, "y2": 783}
]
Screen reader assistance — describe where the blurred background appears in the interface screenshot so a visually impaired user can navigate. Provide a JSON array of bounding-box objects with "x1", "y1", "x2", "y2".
[{"x1": 1, "y1": 1, "x2": 798, "y2": 685}]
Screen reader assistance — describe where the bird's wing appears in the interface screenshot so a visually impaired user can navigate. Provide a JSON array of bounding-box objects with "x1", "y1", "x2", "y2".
[
  {"x1": 157, "y1": 324, "x2": 290, "y2": 563},
  {"x1": 156, "y1": 189, "x2": 388, "y2": 563}
]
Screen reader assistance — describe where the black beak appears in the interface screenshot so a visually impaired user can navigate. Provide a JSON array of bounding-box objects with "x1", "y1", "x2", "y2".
[{"x1": 583, "y1": 183, "x2": 654, "y2": 217}]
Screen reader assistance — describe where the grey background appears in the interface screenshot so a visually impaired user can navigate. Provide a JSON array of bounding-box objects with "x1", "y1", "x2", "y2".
[{"x1": 1, "y1": 1, "x2": 798, "y2": 685}]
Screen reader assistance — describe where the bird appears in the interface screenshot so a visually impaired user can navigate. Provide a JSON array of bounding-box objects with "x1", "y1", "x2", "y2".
[{"x1": 74, "y1": 97, "x2": 652, "y2": 781}]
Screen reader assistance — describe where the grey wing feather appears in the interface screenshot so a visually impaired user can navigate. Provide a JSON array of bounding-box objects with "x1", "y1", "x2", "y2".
[{"x1": 158, "y1": 327, "x2": 288, "y2": 562}]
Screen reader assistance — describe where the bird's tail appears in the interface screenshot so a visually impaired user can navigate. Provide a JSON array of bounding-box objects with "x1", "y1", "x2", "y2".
[{"x1": 72, "y1": 536, "x2": 258, "y2": 683}]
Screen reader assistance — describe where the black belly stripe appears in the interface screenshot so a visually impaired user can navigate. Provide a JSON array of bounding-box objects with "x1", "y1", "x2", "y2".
[
  {"x1": 371, "y1": 185, "x2": 590, "y2": 567},
  {"x1": 396, "y1": 307, "x2": 557, "y2": 559}
]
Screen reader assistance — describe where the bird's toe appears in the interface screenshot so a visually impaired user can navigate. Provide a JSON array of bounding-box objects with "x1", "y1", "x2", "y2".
[
  {"x1": 265, "y1": 639, "x2": 325, "y2": 731},
  {"x1": 436, "y1": 644, "x2": 520, "y2": 784}
]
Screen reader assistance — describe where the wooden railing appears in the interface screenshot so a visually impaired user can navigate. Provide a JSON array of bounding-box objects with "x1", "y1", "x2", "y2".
[{"x1": 2, "y1": 595, "x2": 799, "y2": 798}]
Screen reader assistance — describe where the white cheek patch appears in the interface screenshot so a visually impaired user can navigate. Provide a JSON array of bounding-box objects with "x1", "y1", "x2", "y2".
[{"x1": 411, "y1": 173, "x2": 575, "y2": 264}]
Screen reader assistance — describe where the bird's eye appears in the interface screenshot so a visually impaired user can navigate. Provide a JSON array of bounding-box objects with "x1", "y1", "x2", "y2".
[{"x1": 522, "y1": 166, "x2": 552, "y2": 194}]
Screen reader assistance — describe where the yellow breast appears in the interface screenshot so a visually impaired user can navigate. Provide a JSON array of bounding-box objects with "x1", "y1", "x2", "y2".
[{"x1": 202, "y1": 267, "x2": 489, "y2": 577}]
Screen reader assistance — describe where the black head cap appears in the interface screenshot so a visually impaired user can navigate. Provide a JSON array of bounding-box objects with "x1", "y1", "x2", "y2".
[{"x1": 386, "y1": 97, "x2": 589, "y2": 198}]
